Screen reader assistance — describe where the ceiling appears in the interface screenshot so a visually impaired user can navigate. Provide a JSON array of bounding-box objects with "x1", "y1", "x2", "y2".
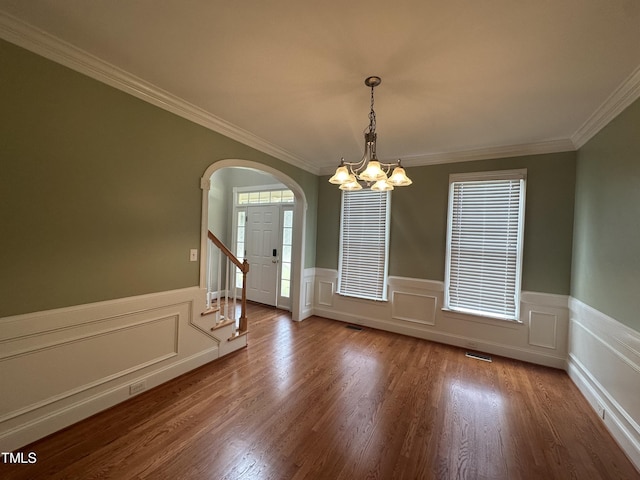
[{"x1": 1, "y1": 1, "x2": 639, "y2": 175}]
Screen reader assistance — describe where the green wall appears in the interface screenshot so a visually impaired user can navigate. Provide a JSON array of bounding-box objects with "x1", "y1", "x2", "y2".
[
  {"x1": 318, "y1": 152, "x2": 577, "y2": 294},
  {"x1": 0, "y1": 40, "x2": 317, "y2": 317},
  {"x1": 572, "y1": 98, "x2": 640, "y2": 332}
]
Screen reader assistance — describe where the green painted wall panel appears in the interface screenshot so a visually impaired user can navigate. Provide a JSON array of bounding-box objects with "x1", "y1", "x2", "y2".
[
  {"x1": 0, "y1": 40, "x2": 317, "y2": 317},
  {"x1": 572, "y1": 98, "x2": 640, "y2": 332},
  {"x1": 317, "y1": 152, "x2": 577, "y2": 294}
]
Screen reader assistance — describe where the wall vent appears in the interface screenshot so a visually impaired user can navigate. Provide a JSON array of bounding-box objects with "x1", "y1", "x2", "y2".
[{"x1": 346, "y1": 324, "x2": 363, "y2": 331}]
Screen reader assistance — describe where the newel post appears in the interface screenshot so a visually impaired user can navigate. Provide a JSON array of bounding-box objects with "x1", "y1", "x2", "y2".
[{"x1": 239, "y1": 259, "x2": 249, "y2": 332}]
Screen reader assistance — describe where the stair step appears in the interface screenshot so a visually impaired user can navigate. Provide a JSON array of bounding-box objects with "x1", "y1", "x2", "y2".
[
  {"x1": 201, "y1": 307, "x2": 220, "y2": 317},
  {"x1": 228, "y1": 331, "x2": 248, "y2": 342},
  {"x1": 210, "y1": 318, "x2": 235, "y2": 331}
]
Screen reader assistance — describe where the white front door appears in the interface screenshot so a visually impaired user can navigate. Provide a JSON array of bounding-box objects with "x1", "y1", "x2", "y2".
[{"x1": 246, "y1": 205, "x2": 280, "y2": 306}]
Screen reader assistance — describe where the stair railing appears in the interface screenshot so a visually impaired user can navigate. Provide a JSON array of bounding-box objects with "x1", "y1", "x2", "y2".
[{"x1": 207, "y1": 230, "x2": 249, "y2": 333}]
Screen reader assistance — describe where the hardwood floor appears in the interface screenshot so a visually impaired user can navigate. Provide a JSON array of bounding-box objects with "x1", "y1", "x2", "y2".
[{"x1": 1, "y1": 303, "x2": 638, "y2": 479}]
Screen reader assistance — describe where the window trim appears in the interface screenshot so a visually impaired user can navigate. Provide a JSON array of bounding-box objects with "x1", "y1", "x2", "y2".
[
  {"x1": 444, "y1": 169, "x2": 527, "y2": 322},
  {"x1": 337, "y1": 189, "x2": 391, "y2": 302},
  {"x1": 233, "y1": 184, "x2": 294, "y2": 206}
]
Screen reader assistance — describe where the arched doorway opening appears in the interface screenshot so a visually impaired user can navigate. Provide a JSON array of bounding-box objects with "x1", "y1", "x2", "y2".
[{"x1": 199, "y1": 160, "x2": 308, "y2": 321}]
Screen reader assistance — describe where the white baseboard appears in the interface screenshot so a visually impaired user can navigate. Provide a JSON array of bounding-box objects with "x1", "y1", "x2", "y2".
[
  {"x1": 0, "y1": 287, "x2": 234, "y2": 452},
  {"x1": 312, "y1": 271, "x2": 569, "y2": 369},
  {"x1": 1, "y1": 345, "x2": 220, "y2": 452},
  {"x1": 314, "y1": 306, "x2": 566, "y2": 369},
  {"x1": 567, "y1": 298, "x2": 640, "y2": 471}
]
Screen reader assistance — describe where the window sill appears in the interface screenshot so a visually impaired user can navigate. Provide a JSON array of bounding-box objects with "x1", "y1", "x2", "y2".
[
  {"x1": 336, "y1": 292, "x2": 388, "y2": 304},
  {"x1": 441, "y1": 308, "x2": 523, "y2": 329}
]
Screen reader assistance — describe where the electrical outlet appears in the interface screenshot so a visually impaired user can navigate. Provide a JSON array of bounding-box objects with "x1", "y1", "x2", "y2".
[
  {"x1": 129, "y1": 380, "x2": 146, "y2": 396},
  {"x1": 596, "y1": 402, "x2": 605, "y2": 420}
]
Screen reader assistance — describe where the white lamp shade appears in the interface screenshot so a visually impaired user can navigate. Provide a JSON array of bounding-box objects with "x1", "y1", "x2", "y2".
[
  {"x1": 371, "y1": 179, "x2": 394, "y2": 191},
  {"x1": 329, "y1": 165, "x2": 351, "y2": 184},
  {"x1": 358, "y1": 160, "x2": 387, "y2": 182},
  {"x1": 388, "y1": 166, "x2": 413, "y2": 186},
  {"x1": 339, "y1": 175, "x2": 363, "y2": 191}
]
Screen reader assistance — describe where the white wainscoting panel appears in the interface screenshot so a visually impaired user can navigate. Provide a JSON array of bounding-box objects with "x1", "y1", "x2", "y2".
[
  {"x1": 528, "y1": 311, "x2": 558, "y2": 349},
  {"x1": 305, "y1": 281, "x2": 313, "y2": 308},
  {"x1": 316, "y1": 269, "x2": 337, "y2": 308},
  {"x1": 0, "y1": 313, "x2": 179, "y2": 421},
  {"x1": 0, "y1": 286, "x2": 238, "y2": 452},
  {"x1": 318, "y1": 282, "x2": 334, "y2": 307},
  {"x1": 567, "y1": 298, "x2": 640, "y2": 471},
  {"x1": 299, "y1": 268, "x2": 315, "y2": 320},
  {"x1": 391, "y1": 292, "x2": 437, "y2": 326},
  {"x1": 312, "y1": 271, "x2": 569, "y2": 369}
]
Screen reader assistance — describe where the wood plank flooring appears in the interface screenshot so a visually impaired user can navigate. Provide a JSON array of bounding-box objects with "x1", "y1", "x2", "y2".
[{"x1": 2, "y1": 303, "x2": 638, "y2": 479}]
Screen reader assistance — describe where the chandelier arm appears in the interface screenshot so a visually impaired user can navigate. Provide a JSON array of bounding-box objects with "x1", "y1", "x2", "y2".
[{"x1": 342, "y1": 158, "x2": 366, "y2": 169}]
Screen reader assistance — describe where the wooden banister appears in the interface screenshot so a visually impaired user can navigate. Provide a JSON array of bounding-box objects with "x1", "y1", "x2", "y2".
[
  {"x1": 207, "y1": 231, "x2": 248, "y2": 273},
  {"x1": 207, "y1": 230, "x2": 249, "y2": 333}
]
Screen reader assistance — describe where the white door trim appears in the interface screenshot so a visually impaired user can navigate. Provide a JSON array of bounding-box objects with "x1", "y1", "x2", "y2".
[{"x1": 200, "y1": 159, "x2": 308, "y2": 321}]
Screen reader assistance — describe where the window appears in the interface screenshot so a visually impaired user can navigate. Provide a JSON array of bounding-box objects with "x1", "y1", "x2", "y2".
[
  {"x1": 235, "y1": 209, "x2": 246, "y2": 289},
  {"x1": 237, "y1": 189, "x2": 294, "y2": 205},
  {"x1": 445, "y1": 169, "x2": 526, "y2": 321},
  {"x1": 338, "y1": 190, "x2": 390, "y2": 301},
  {"x1": 280, "y1": 209, "x2": 293, "y2": 299}
]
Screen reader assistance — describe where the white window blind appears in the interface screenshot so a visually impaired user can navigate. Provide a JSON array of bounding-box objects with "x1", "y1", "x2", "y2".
[
  {"x1": 338, "y1": 190, "x2": 390, "y2": 301},
  {"x1": 445, "y1": 170, "x2": 526, "y2": 321}
]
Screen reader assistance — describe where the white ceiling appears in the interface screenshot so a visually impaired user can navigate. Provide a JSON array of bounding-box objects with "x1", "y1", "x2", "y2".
[{"x1": 1, "y1": 1, "x2": 639, "y2": 175}]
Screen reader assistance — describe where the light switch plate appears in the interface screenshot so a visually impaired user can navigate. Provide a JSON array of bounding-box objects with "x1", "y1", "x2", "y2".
[{"x1": 190, "y1": 249, "x2": 198, "y2": 261}]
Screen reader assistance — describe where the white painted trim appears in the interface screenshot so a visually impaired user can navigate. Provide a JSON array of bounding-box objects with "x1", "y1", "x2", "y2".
[
  {"x1": 449, "y1": 168, "x2": 527, "y2": 182},
  {"x1": 521, "y1": 291, "x2": 569, "y2": 308},
  {"x1": 572, "y1": 64, "x2": 640, "y2": 149},
  {"x1": 312, "y1": 270, "x2": 569, "y2": 368},
  {"x1": 300, "y1": 268, "x2": 316, "y2": 321},
  {"x1": 0, "y1": 286, "x2": 201, "y2": 331},
  {"x1": 313, "y1": 306, "x2": 566, "y2": 369},
  {"x1": 387, "y1": 276, "x2": 443, "y2": 291},
  {"x1": 233, "y1": 183, "x2": 289, "y2": 198},
  {"x1": 318, "y1": 139, "x2": 576, "y2": 175},
  {"x1": 567, "y1": 297, "x2": 640, "y2": 471},
  {"x1": 0, "y1": 286, "x2": 243, "y2": 452},
  {"x1": 5, "y1": 9, "x2": 639, "y2": 173},
  {"x1": 0, "y1": 345, "x2": 220, "y2": 452},
  {"x1": 314, "y1": 267, "x2": 340, "y2": 277},
  {"x1": 0, "y1": 11, "x2": 580, "y2": 177},
  {"x1": 200, "y1": 160, "x2": 308, "y2": 321},
  {"x1": 0, "y1": 11, "x2": 319, "y2": 175}
]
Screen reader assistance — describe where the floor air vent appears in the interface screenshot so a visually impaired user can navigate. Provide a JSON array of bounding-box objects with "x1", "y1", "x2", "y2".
[
  {"x1": 346, "y1": 324, "x2": 363, "y2": 331},
  {"x1": 465, "y1": 351, "x2": 492, "y2": 362}
]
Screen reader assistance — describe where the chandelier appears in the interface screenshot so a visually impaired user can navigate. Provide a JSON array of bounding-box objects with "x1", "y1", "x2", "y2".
[{"x1": 329, "y1": 76, "x2": 412, "y2": 191}]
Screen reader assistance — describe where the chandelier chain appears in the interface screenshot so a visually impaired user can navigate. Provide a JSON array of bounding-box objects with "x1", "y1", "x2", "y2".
[{"x1": 368, "y1": 84, "x2": 376, "y2": 134}]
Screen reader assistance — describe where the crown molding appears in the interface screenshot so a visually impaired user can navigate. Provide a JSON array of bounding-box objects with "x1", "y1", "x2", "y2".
[
  {"x1": 0, "y1": 11, "x2": 320, "y2": 175},
  {"x1": 318, "y1": 139, "x2": 576, "y2": 175},
  {"x1": 572, "y1": 64, "x2": 640, "y2": 149}
]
